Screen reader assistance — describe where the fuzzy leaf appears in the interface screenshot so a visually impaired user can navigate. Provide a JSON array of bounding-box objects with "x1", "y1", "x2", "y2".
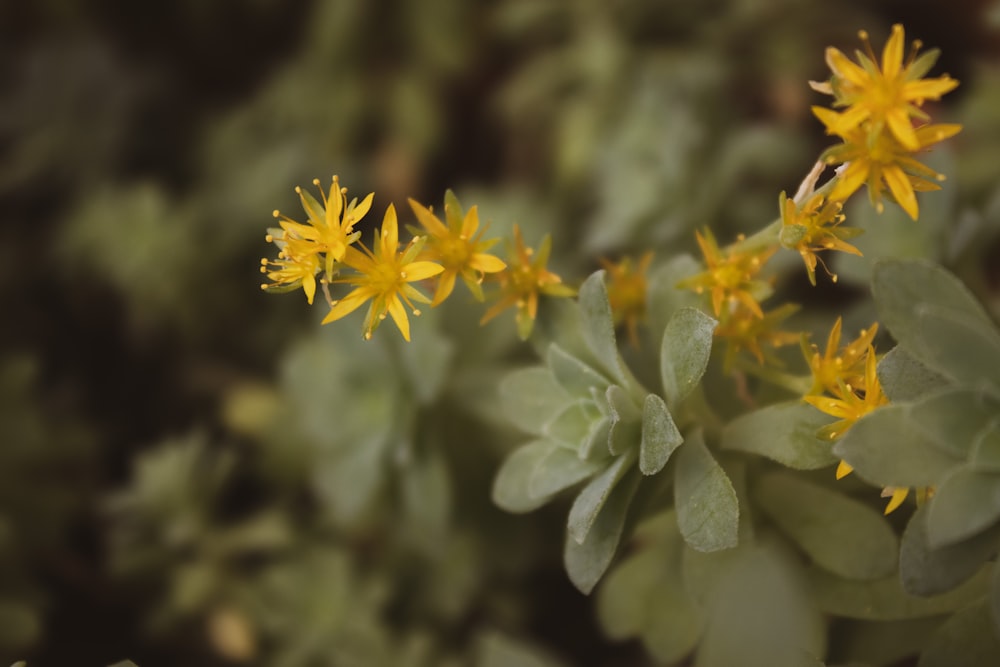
[
  {"x1": 925, "y1": 465, "x2": 1000, "y2": 548},
  {"x1": 660, "y1": 307, "x2": 717, "y2": 407},
  {"x1": 499, "y1": 367, "x2": 572, "y2": 435},
  {"x1": 492, "y1": 440, "x2": 563, "y2": 513},
  {"x1": 833, "y1": 405, "x2": 962, "y2": 487},
  {"x1": 547, "y1": 344, "x2": 610, "y2": 398},
  {"x1": 909, "y1": 388, "x2": 1000, "y2": 460},
  {"x1": 565, "y1": 470, "x2": 639, "y2": 594},
  {"x1": 918, "y1": 601, "x2": 1000, "y2": 667},
  {"x1": 872, "y1": 259, "x2": 1000, "y2": 388},
  {"x1": 721, "y1": 401, "x2": 839, "y2": 470},
  {"x1": 877, "y1": 346, "x2": 949, "y2": 403},
  {"x1": 809, "y1": 565, "x2": 993, "y2": 620},
  {"x1": 754, "y1": 473, "x2": 897, "y2": 580},
  {"x1": 567, "y1": 452, "x2": 634, "y2": 545},
  {"x1": 971, "y1": 421, "x2": 1000, "y2": 472},
  {"x1": 900, "y1": 504, "x2": 1000, "y2": 596},
  {"x1": 596, "y1": 513, "x2": 703, "y2": 663},
  {"x1": 578, "y1": 271, "x2": 626, "y2": 385},
  {"x1": 639, "y1": 394, "x2": 683, "y2": 475},
  {"x1": 695, "y1": 540, "x2": 825, "y2": 667},
  {"x1": 674, "y1": 430, "x2": 739, "y2": 552},
  {"x1": 543, "y1": 401, "x2": 598, "y2": 448}
]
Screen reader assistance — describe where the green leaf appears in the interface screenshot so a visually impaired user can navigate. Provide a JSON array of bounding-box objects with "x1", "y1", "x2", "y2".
[
  {"x1": 547, "y1": 344, "x2": 610, "y2": 398},
  {"x1": 675, "y1": 430, "x2": 739, "y2": 552},
  {"x1": 660, "y1": 307, "x2": 717, "y2": 407},
  {"x1": 916, "y1": 306, "x2": 1000, "y2": 390},
  {"x1": 721, "y1": 401, "x2": 839, "y2": 470},
  {"x1": 499, "y1": 367, "x2": 572, "y2": 435},
  {"x1": 543, "y1": 401, "x2": 598, "y2": 448},
  {"x1": 833, "y1": 405, "x2": 962, "y2": 487},
  {"x1": 872, "y1": 259, "x2": 1000, "y2": 388},
  {"x1": 809, "y1": 565, "x2": 992, "y2": 620},
  {"x1": 909, "y1": 388, "x2": 1000, "y2": 460},
  {"x1": 925, "y1": 465, "x2": 1000, "y2": 548},
  {"x1": 567, "y1": 452, "x2": 634, "y2": 544},
  {"x1": 528, "y1": 443, "x2": 606, "y2": 500},
  {"x1": 475, "y1": 631, "x2": 569, "y2": 667},
  {"x1": 918, "y1": 600, "x2": 1000, "y2": 667},
  {"x1": 971, "y1": 421, "x2": 1000, "y2": 472},
  {"x1": 596, "y1": 512, "x2": 704, "y2": 663},
  {"x1": 565, "y1": 470, "x2": 640, "y2": 594},
  {"x1": 639, "y1": 394, "x2": 683, "y2": 475},
  {"x1": 578, "y1": 271, "x2": 626, "y2": 385},
  {"x1": 695, "y1": 540, "x2": 825, "y2": 667},
  {"x1": 492, "y1": 440, "x2": 564, "y2": 513},
  {"x1": 877, "y1": 346, "x2": 950, "y2": 403},
  {"x1": 578, "y1": 415, "x2": 613, "y2": 462},
  {"x1": 606, "y1": 384, "x2": 641, "y2": 455},
  {"x1": 873, "y1": 259, "x2": 994, "y2": 333},
  {"x1": 900, "y1": 504, "x2": 1000, "y2": 596},
  {"x1": 754, "y1": 472, "x2": 898, "y2": 580}
]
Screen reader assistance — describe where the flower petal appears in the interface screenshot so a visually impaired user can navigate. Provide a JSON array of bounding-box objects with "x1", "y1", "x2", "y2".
[
  {"x1": 882, "y1": 164, "x2": 918, "y2": 220},
  {"x1": 387, "y1": 295, "x2": 410, "y2": 341},
  {"x1": 404, "y1": 261, "x2": 445, "y2": 282},
  {"x1": 321, "y1": 289, "x2": 370, "y2": 324},
  {"x1": 408, "y1": 199, "x2": 449, "y2": 237}
]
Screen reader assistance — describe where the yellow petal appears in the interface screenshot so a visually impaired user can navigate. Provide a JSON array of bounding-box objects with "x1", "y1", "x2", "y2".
[
  {"x1": 835, "y1": 460, "x2": 854, "y2": 479},
  {"x1": 826, "y1": 47, "x2": 869, "y2": 87},
  {"x1": 381, "y1": 204, "x2": 399, "y2": 255},
  {"x1": 462, "y1": 206, "x2": 481, "y2": 237},
  {"x1": 883, "y1": 487, "x2": 909, "y2": 514},
  {"x1": 881, "y1": 25, "x2": 905, "y2": 80},
  {"x1": 470, "y1": 252, "x2": 507, "y2": 273},
  {"x1": 405, "y1": 261, "x2": 445, "y2": 282},
  {"x1": 408, "y1": 198, "x2": 449, "y2": 237},
  {"x1": 829, "y1": 160, "x2": 869, "y2": 202},
  {"x1": 882, "y1": 165, "x2": 918, "y2": 220},
  {"x1": 387, "y1": 295, "x2": 410, "y2": 341},
  {"x1": 886, "y1": 107, "x2": 919, "y2": 150},
  {"x1": 431, "y1": 271, "x2": 457, "y2": 306},
  {"x1": 321, "y1": 289, "x2": 370, "y2": 324}
]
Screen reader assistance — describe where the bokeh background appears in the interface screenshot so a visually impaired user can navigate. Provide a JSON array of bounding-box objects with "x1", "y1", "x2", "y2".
[{"x1": 2, "y1": 1, "x2": 999, "y2": 665}]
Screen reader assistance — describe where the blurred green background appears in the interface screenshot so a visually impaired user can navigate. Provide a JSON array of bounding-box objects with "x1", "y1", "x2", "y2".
[{"x1": 2, "y1": 1, "x2": 999, "y2": 665}]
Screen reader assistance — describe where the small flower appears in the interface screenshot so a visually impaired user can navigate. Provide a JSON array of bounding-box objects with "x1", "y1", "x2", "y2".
[
  {"x1": 408, "y1": 193, "x2": 507, "y2": 305},
  {"x1": 679, "y1": 228, "x2": 776, "y2": 319},
  {"x1": 778, "y1": 191, "x2": 863, "y2": 285},
  {"x1": 600, "y1": 252, "x2": 653, "y2": 347},
  {"x1": 260, "y1": 236, "x2": 322, "y2": 304},
  {"x1": 816, "y1": 119, "x2": 962, "y2": 220},
  {"x1": 880, "y1": 486, "x2": 934, "y2": 515},
  {"x1": 480, "y1": 225, "x2": 576, "y2": 340},
  {"x1": 802, "y1": 317, "x2": 879, "y2": 396},
  {"x1": 272, "y1": 176, "x2": 373, "y2": 279},
  {"x1": 810, "y1": 24, "x2": 959, "y2": 151},
  {"x1": 803, "y1": 345, "x2": 888, "y2": 441},
  {"x1": 321, "y1": 204, "x2": 444, "y2": 341},
  {"x1": 715, "y1": 303, "x2": 801, "y2": 368}
]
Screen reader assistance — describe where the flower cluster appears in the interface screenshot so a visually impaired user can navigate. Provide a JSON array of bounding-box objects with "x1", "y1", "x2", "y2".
[
  {"x1": 811, "y1": 24, "x2": 962, "y2": 220},
  {"x1": 261, "y1": 181, "x2": 575, "y2": 340}
]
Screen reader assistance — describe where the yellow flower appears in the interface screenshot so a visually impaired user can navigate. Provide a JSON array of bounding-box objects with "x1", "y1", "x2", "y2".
[
  {"x1": 778, "y1": 191, "x2": 863, "y2": 285},
  {"x1": 260, "y1": 236, "x2": 322, "y2": 304},
  {"x1": 804, "y1": 345, "x2": 888, "y2": 442},
  {"x1": 321, "y1": 204, "x2": 444, "y2": 341},
  {"x1": 715, "y1": 303, "x2": 801, "y2": 369},
  {"x1": 881, "y1": 486, "x2": 934, "y2": 515},
  {"x1": 802, "y1": 317, "x2": 879, "y2": 396},
  {"x1": 480, "y1": 225, "x2": 576, "y2": 340},
  {"x1": 408, "y1": 195, "x2": 507, "y2": 305},
  {"x1": 816, "y1": 118, "x2": 962, "y2": 220},
  {"x1": 272, "y1": 176, "x2": 373, "y2": 279},
  {"x1": 600, "y1": 252, "x2": 653, "y2": 347},
  {"x1": 811, "y1": 24, "x2": 959, "y2": 151},
  {"x1": 679, "y1": 228, "x2": 776, "y2": 319}
]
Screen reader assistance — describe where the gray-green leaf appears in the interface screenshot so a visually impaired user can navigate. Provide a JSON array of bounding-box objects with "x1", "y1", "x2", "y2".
[
  {"x1": 754, "y1": 472, "x2": 897, "y2": 580},
  {"x1": 721, "y1": 401, "x2": 839, "y2": 470},
  {"x1": 675, "y1": 430, "x2": 739, "y2": 552},
  {"x1": 660, "y1": 307, "x2": 717, "y2": 407},
  {"x1": 640, "y1": 394, "x2": 683, "y2": 475}
]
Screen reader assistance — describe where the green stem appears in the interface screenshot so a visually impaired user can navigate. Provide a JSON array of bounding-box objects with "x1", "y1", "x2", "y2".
[{"x1": 730, "y1": 356, "x2": 812, "y2": 396}]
